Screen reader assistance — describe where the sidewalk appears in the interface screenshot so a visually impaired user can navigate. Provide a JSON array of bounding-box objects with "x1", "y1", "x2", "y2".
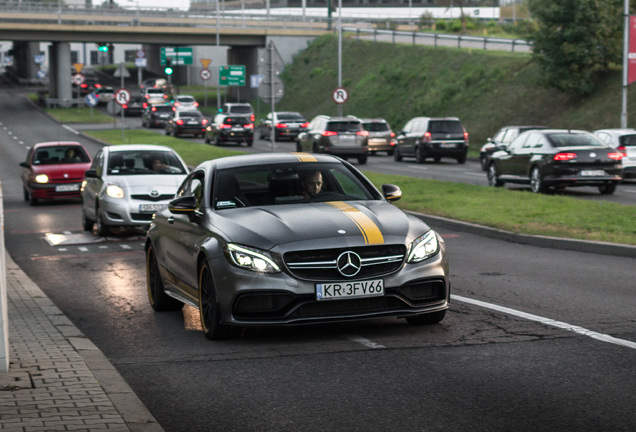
[{"x1": 0, "y1": 253, "x2": 164, "y2": 432}]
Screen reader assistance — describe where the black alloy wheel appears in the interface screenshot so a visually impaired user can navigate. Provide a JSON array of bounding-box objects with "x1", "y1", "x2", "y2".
[
  {"x1": 530, "y1": 166, "x2": 548, "y2": 194},
  {"x1": 487, "y1": 163, "x2": 503, "y2": 187},
  {"x1": 198, "y1": 261, "x2": 241, "y2": 340},
  {"x1": 146, "y1": 245, "x2": 183, "y2": 312}
]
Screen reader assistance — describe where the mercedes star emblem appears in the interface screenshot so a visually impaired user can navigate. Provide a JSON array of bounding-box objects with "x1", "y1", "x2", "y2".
[{"x1": 336, "y1": 251, "x2": 362, "y2": 277}]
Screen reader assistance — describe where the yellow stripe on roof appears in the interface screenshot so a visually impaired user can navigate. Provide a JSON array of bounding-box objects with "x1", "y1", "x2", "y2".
[
  {"x1": 326, "y1": 201, "x2": 384, "y2": 245},
  {"x1": 291, "y1": 152, "x2": 318, "y2": 162}
]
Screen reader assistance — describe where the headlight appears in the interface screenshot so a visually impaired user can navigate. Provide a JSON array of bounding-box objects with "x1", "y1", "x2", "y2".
[
  {"x1": 35, "y1": 174, "x2": 49, "y2": 183},
  {"x1": 225, "y1": 244, "x2": 280, "y2": 273},
  {"x1": 106, "y1": 184, "x2": 125, "y2": 199},
  {"x1": 407, "y1": 230, "x2": 439, "y2": 263}
]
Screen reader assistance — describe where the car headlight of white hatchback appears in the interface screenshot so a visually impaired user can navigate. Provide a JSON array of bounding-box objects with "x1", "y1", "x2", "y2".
[
  {"x1": 225, "y1": 244, "x2": 281, "y2": 273},
  {"x1": 106, "y1": 184, "x2": 125, "y2": 199},
  {"x1": 407, "y1": 230, "x2": 440, "y2": 263}
]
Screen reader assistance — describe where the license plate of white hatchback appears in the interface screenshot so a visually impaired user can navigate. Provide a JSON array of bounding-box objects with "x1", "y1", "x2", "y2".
[
  {"x1": 316, "y1": 279, "x2": 384, "y2": 301},
  {"x1": 580, "y1": 170, "x2": 606, "y2": 176}
]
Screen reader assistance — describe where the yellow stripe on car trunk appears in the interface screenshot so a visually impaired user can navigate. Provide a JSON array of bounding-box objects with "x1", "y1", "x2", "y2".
[
  {"x1": 292, "y1": 152, "x2": 318, "y2": 162},
  {"x1": 327, "y1": 201, "x2": 384, "y2": 245}
]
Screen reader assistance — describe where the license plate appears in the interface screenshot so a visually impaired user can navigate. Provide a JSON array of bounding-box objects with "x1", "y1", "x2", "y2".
[
  {"x1": 232, "y1": 127, "x2": 244, "y2": 131},
  {"x1": 580, "y1": 170, "x2": 606, "y2": 176},
  {"x1": 55, "y1": 184, "x2": 80, "y2": 192},
  {"x1": 316, "y1": 279, "x2": 384, "y2": 301},
  {"x1": 440, "y1": 143, "x2": 456, "y2": 148},
  {"x1": 139, "y1": 203, "x2": 166, "y2": 212},
  {"x1": 187, "y1": 121, "x2": 198, "y2": 125}
]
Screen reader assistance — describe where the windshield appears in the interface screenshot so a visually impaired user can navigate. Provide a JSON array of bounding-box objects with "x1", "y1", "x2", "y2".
[
  {"x1": 107, "y1": 150, "x2": 186, "y2": 175},
  {"x1": 229, "y1": 105, "x2": 252, "y2": 114},
  {"x1": 326, "y1": 121, "x2": 361, "y2": 133},
  {"x1": 33, "y1": 146, "x2": 90, "y2": 165},
  {"x1": 362, "y1": 122, "x2": 390, "y2": 132},
  {"x1": 429, "y1": 121, "x2": 464, "y2": 134},
  {"x1": 180, "y1": 112, "x2": 202, "y2": 119},
  {"x1": 213, "y1": 162, "x2": 378, "y2": 210},
  {"x1": 278, "y1": 113, "x2": 305, "y2": 121}
]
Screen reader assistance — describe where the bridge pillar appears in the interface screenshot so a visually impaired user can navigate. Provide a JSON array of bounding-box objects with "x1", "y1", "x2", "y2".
[
  {"x1": 10, "y1": 41, "x2": 39, "y2": 81},
  {"x1": 226, "y1": 46, "x2": 259, "y2": 102},
  {"x1": 48, "y1": 42, "x2": 73, "y2": 103}
]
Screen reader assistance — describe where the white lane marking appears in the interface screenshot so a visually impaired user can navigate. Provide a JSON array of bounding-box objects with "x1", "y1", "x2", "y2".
[
  {"x1": 120, "y1": 244, "x2": 132, "y2": 250},
  {"x1": 452, "y1": 294, "x2": 636, "y2": 350},
  {"x1": 62, "y1": 124, "x2": 80, "y2": 135},
  {"x1": 464, "y1": 172, "x2": 485, "y2": 177},
  {"x1": 78, "y1": 247, "x2": 88, "y2": 252},
  {"x1": 623, "y1": 189, "x2": 636, "y2": 194},
  {"x1": 346, "y1": 335, "x2": 386, "y2": 349}
]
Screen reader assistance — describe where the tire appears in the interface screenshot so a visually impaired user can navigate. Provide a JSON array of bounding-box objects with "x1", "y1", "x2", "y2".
[
  {"x1": 387, "y1": 149, "x2": 395, "y2": 156},
  {"x1": 29, "y1": 193, "x2": 38, "y2": 206},
  {"x1": 81, "y1": 207, "x2": 94, "y2": 232},
  {"x1": 598, "y1": 183, "x2": 617, "y2": 195},
  {"x1": 480, "y1": 155, "x2": 489, "y2": 171},
  {"x1": 215, "y1": 135, "x2": 222, "y2": 146},
  {"x1": 433, "y1": 156, "x2": 441, "y2": 163},
  {"x1": 204, "y1": 134, "x2": 210, "y2": 144},
  {"x1": 296, "y1": 141, "x2": 302, "y2": 152},
  {"x1": 530, "y1": 166, "x2": 548, "y2": 194},
  {"x1": 487, "y1": 163, "x2": 504, "y2": 187},
  {"x1": 23, "y1": 188, "x2": 29, "y2": 202},
  {"x1": 165, "y1": 128, "x2": 170, "y2": 136},
  {"x1": 96, "y1": 204, "x2": 110, "y2": 237},
  {"x1": 146, "y1": 245, "x2": 183, "y2": 312},
  {"x1": 198, "y1": 261, "x2": 241, "y2": 340},
  {"x1": 457, "y1": 152, "x2": 467, "y2": 164},
  {"x1": 247, "y1": 139, "x2": 254, "y2": 147},
  {"x1": 357, "y1": 154, "x2": 368, "y2": 165},
  {"x1": 406, "y1": 310, "x2": 446, "y2": 325},
  {"x1": 394, "y1": 146, "x2": 402, "y2": 162},
  {"x1": 415, "y1": 145, "x2": 425, "y2": 164}
]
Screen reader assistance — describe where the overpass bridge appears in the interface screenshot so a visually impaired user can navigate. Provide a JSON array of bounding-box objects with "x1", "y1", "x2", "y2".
[{"x1": 0, "y1": 1, "x2": 338, "y2": 103}]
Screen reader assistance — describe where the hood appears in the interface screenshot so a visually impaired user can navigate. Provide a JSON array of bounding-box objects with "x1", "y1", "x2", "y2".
[
  {"x1": 106, "y1": 174, "x2": 186, "y2": 194},
  {"x1": 32, "y1": 163, "x2": 92, "y2": 181},
  {"x1": 210, "y1": 200, "x2": 431, "y2": 251}
]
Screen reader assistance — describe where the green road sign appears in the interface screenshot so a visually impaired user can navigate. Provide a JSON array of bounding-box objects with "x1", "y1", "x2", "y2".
[
  {"x1": 219, "y1": 65, "x2": 245, "y2": 86},
  {"x1": 160, "y1": 47, "x2": 193, "y2": 66}
]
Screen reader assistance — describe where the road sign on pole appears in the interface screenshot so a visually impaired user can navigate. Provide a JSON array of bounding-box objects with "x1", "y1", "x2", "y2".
[
  {"x1": 114, "y1": 88, "x2": 132, "y2": 106},
  {"x1": 219, "y1": 65, "x2": 245, "y2": 86},
  {"x1": 160, "y1": 47, "x2": 193, "y2": 65}
]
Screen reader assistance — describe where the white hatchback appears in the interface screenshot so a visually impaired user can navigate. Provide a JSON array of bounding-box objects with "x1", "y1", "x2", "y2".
[
  {"x1": 80, "y1": 144, "x2": 189, "y2": 236},
  {"x1": 594, "y1": 128, "x2": 636, "y2": 179}
]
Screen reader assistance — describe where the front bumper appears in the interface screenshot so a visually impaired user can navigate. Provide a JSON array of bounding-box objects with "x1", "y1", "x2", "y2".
[
  {"x1": 209, "y1": 247, "x2": 450, "y2": 326},
  {"x1": 100, "y1": 198, "x2": 171, "y2": 228},
  {"x1": 27, "y1": 181, "x2": 82, "y2": 200}
]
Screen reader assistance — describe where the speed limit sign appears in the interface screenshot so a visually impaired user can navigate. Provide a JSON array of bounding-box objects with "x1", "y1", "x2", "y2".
[
  {"x1": 114, "y1": 88, "x2": 132, "y2": 106},
  {"x1": 332, "y1": 87, "x2": 348, "y2": 104},
  {"x1": 200, "y1": 68, "x2": 211, "y2": 81}
]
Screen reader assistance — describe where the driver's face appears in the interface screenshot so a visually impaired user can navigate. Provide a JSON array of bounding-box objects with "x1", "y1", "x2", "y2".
[{"x1": 304, "y1": 172, "x2": 323, "y2": 197}]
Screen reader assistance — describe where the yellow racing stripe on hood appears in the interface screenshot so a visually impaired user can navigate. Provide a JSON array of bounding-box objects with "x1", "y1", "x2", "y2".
[
  {"x1": 292, "y1": 152, "x2": 318, "y2": 162},
  {"x1": 327, "y1": 201, "x2": 384, "y2": 245}
]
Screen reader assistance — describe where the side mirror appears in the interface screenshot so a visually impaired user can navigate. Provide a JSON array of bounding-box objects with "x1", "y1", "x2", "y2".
[
  {"x1": 169, "y1": 196, "x2": 197, "y2": 214},
  {"x1": 19, "y1": 162, "x2": 29, "y2": 168},
  {"x1": 381, "y1": 184, "x2": 402, "y2": 202},
  {"x1": 84, "y1": 169, "x2": 98, "y2": 178}
]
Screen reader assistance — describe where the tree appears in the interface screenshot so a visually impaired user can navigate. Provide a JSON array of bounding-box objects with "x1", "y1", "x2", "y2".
[{"x1": 527, "y1": 0, "x2": 623, "y2": 96}]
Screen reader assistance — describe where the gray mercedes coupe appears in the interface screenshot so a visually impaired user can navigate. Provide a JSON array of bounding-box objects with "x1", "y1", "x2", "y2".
[{"x1": 145, "y1": 153, "x2": 450, "y2": 339}]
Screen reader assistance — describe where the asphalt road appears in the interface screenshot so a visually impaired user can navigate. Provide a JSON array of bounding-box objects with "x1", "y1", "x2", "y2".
[{"x1": 2, "y1": 83, "x2": 636, "y2": 431}]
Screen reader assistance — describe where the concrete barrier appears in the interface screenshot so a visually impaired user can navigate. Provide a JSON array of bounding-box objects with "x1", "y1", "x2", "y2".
[{"x1": 0, "y1": 181, "x2": 8, "y2": 373}]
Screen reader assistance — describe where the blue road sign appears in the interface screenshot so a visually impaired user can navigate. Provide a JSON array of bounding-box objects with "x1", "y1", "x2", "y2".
[{"x1": 85, "y1": 93, "x2": 98, "y2": 107}]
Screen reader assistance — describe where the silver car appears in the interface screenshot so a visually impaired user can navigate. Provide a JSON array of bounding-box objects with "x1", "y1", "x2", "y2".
[
  {"x1": 81, "y1": 145, "x2": 189, "y2": 236},
  {"x1": 594, "y1": 128, "x2": 636, "y2": 179}
]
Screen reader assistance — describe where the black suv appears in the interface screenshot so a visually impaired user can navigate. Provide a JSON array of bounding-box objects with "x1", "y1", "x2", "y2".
[
  {"x1": 206, "y1": 114, "x2": 254, "y2": 146},
  {"x1": 394, "y1": 117, "x2": 469, "y2": 164}
]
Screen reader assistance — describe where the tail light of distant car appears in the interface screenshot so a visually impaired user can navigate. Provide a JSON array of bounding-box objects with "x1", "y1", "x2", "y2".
[
  {"x1": 608, "y1": 151, "x2": 624, "y2": 161},
  {"x1": 202, "y1": 119, "x2": 209, "y2": 125},
  {"x1": 245, "y1": 124, "x2": 254, "y2": 129},
  {"x1": 151, "y1": 106, "x2": 157, "y2": 111},
  {"x1": 390, "y1": 132, "x2": 396, "y2": 138},
  {"x1": 322, "y1": 131, "x2": 338, "y2": 137},
  {"x1": 143, "y1": 103, "x2": 148, "y2": 109},
  {"x1": 464, "y1": 131, "x2": 469, "y2": 143},
  {"x1": 250, "y1": 114, "x2": 255, "y2": 122},
  {"x1": 174, "y1": 102, "x2": 181, "y2": 107},
  {"x1": 276, "y1": 123, "x2": 287, "y2": 128},
  {"x1": 163, "y1": 95, "x2": 169, "y2": 99},
  {"x1": 422, "y1": 131, "x2": 432, "y2": 143},
  {"x1": 220, "y1": 123, "x2": 232, "y2": 129},
  {"x1": 193, "y1": 102, "x2": 199, "y2": 107},
  {"x1": 357, "y1": 130, "x2": 369, "y2": 137},
  {"x1": 122, "y1": 104, "x2": 129, "y2": 109},
  {"x1": 94, "y1": 84, "x2": 102, "y2": 89},
  {"x1": 80, "y1": 83, "x2": 88, "y2": 89},
  {"x1": 617, "y1": 145, "x2": 628, "y2": 156},
  {"x1": 301, "y1": 122, "x2": 309, "y2": 128},
  {"x1": 554, "y1": 152, "x2": 577, "y2": 161},
  {"x1": 176, "y1": 119, "x2": 184, "y2": 126},
  {"x1": 145, "y1": 94, "x2": 150, "y2": 99}
]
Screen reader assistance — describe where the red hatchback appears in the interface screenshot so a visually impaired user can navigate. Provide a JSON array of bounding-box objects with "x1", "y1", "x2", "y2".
[{"x1": 20, "y1": 141, "x2": 92, "y2": 205}]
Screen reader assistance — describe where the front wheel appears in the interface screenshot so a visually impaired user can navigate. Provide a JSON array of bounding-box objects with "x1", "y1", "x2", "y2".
[
  {"x1": 357, "y1": 154, "x2": 368, "y2": 165},
  {"x1": 147, "y1": 245, "x2": 184, "y2": 311},
  {"x1": 198, "y1": 262, "x2": 241, "y2": 340},
  {"x1": 487, "y1": 163, "x2": 503, "y2": 187},
  {"x1": 415, "y1": 146, "x2": 425, "y2": 164},
  {"x1": 96, "y1": 204, "x2": 110, "y2": 237},
  {"x1": 81, "y1": 207, "x2": 94, "y2": 232},
  {"x1": 394, "y1": 147, "x2": 402, "y2": 162},
  {"x1": 530, "y1": 167, "x2": 548, "y2": 194}
]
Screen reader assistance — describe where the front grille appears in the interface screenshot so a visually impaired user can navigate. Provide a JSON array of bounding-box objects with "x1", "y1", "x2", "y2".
[
  {"x1": 284, "y1": 245, "x2": 406, "y2": 281},
  {"x1": 232, "y1": 279, "x2": 447, "y2": 322},
  {"x1": 130, "y1": 213, "x2": 155, "y2": 221},
  {"x1": 131, "y1": 194, "x2": 173, "y2": 202}
]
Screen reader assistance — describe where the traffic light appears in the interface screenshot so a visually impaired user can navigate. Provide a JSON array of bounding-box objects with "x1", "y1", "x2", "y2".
[
  {"x1": 164, "y1": 57, "x2": 173, "y2": 75},
  {"x1": 97, "y1": 44, "x2": 109, "y2": 52}
]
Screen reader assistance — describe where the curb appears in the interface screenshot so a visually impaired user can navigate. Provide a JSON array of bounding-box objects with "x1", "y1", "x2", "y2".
[{"x1": 410, "y1": 211, "x2": 636, "y2": 259}]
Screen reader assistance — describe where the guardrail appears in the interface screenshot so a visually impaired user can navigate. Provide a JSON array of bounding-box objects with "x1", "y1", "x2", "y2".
[{"x1": 346, "y1": 26, "x2": 531, "y2": 53}]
